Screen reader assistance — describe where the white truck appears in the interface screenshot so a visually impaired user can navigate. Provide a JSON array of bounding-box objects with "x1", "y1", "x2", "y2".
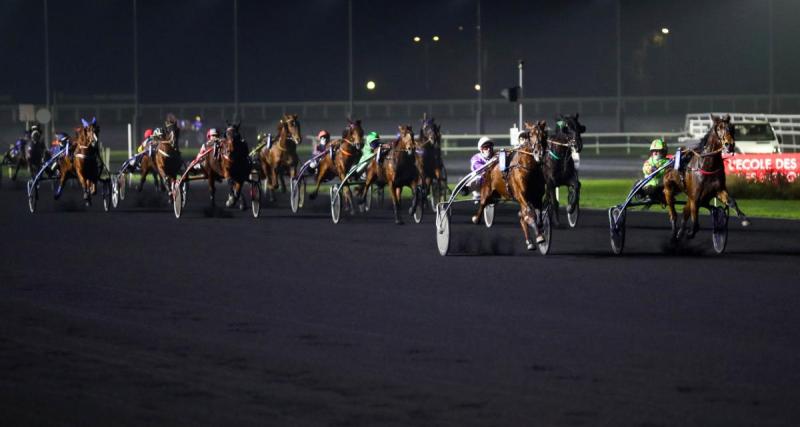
[{"x1": 683, "y1": 113, "x2": 800, "y2": 154}]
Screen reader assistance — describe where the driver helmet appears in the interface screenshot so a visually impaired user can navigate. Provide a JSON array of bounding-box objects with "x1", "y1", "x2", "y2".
[
  {"x1": 649, "y1": 138, "x2": 667, "y2": 154},
  {"x1": 57, "y1": 133, "x2": 70, "y2": 144},
  {"x1": 478, "y1": 136, "x2": 494, "y2": 159},
  {"x1": 206, "y1": 128, "x2": 219, "y2": 140},
  {"x1": 152, "y1": 128, "x2": 164, "y2": 138},
  {"x1": 365, "y1": 131, "x2": 380, "y2": 148},
  {"x1": 317, "y1": 130, "x2": 330, "y2": 144},
  {"x1": 143, "y1": 128, "x2": 153, "y2": 139}
]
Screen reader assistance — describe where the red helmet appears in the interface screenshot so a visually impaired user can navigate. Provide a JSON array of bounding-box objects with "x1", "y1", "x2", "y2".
[
  {"x1": 317, "y1": 130, "x2": 330, "y2": 140},
  {"x1": 143, "y1": 128, "x2": 153, "y2": 139},
  {"x1": 206, "y1": 128, "x2": 219, "y2": 140}
]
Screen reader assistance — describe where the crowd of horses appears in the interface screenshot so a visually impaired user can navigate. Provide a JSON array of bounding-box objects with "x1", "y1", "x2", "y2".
[{"x1": 6, "y1": 112, "x2": 746, "y2": 254}]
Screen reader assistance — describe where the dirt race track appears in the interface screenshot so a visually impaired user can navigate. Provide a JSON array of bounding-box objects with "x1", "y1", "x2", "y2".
[{"x1": 1, "y1": 181, "x2": 799, "y2": 426}]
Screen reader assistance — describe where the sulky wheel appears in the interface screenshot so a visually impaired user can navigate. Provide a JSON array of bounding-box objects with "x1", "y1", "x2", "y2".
[
  {"x1": 608, "y1": 206, "x2": 626, "y2": 255},
  {"x1": 330, "y1": 185, "x2": 341, "y2": 224},
  {"x1": 298, "y1": 177, "x2": 306, "y2": 209},
  {"x1": 483, "y1": 203, "x2": 495, "y2": 228},
  {"x1": 290, "y1": 179, "x2": 300, "y2": 213},
  {"x1": 173, "y1": 181, "x2": 183, "y2": 218},
  {"x1": 536, "y1": 209, "x2": 552, "y2": 255},
  {"x1": 102, "y1": 180, "x2": 112, "y2": 212},
  {"x1": 711, "y1": 205, "x2": 729, "y2": 254},
  {"x1": 27, "y1": 180, "x2": 38, "y2": 213},
  {"x1": 435, "y1": 204, "x2": 451, "y2": 256},
  {"x1": 412, "y1": 188, "x2": 424, "y2": 224},
  {"x1": 567, "y1": 186, "x2": 579, "y2": 228},
  {"x1": 251, "y1": 180, "x2": 262, "y2": 218}
]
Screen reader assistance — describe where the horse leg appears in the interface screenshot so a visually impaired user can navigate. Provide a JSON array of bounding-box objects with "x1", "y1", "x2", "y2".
[
  {"x1": 408, "y1": 181, "x2": 420, "y2": 215},
  {"x1": 76, "y1": 168, "x2": 91, "y2": 206},
  {"x1": 471, "y1": 180, "x2": 491, "y2": 225},
  {"x1": 391, "y1": 184, "x2": 403, "y2": 224},
  {"x1": 12, "y1": 160, "x2": 20, "y2": 181},
  {"x1": 717, "y1": 189, "x2": 750, "y2": 227},
  {"x1": 54, "y1": 165, "x2": 68, "y2": 200},
  {"x1": 208, "y1": 176, "x2": 216, "y2": 207},
  {"x1": 664, "y1": 183, "x2": 680, "y2": 241},
  {"x1": 568, "y1": 177, "x2": 581, "y2": 213},
  {"x1": 681, "y1": 199, "x2": 694, "y2": 240}
]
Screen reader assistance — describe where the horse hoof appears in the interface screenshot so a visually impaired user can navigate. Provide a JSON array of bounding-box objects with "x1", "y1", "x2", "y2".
[
  {"x1": 471, "y1": 215, "x2": 479, "y2": 224},
  {"x1": 741, "y1": 220, "x2": 750, "y2": 227},
  {"x1": 526, "y1": 241, "x2": 534, "y2": 251},
  {"x1": 395, "y1": 219, "x2": 404, "y2": 225},
  {"x1": 536, "y1": 235, "x2": 545, "y2": 244}
]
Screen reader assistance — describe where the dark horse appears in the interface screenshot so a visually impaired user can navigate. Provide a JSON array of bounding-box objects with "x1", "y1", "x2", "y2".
[
  {"x1": 154, "y1": 115, "x2": 183, "y2": 200},
  {"x1": 199, "y1": 121, "x2": 251, "y2": 209},
  {"x1": 415, "y1": 114, "x2": 447, "y2": 210},
  {"x1": 260, "y1": 114, "x2": 301, "y2": 199},
  {"x1": 473, "y1": 121, "x2": 549, "y2": 250},
  {"x1": 55, "y1": 118, "x2": 101, "y2": 206},
  {"x1": 309, "y1": 119, "x2": 364, "y2": 212},
  {"x1": 363, "y1": 125, "x2": 421, "y2": 224},
  {"x1": 663, "y1": 114, "x2": 750, "y2": 241},
  {"x1": 543, "y1": 113, "x2": 584, "y2": 227}
]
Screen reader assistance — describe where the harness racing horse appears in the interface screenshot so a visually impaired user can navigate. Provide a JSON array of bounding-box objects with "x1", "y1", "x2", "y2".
[
  {"x1": 473, "y1": 121, "x2": 550, "y2": 250},
  {"x1": 543, "y1": 113, "x2": 585, "y2": 227},
  {"x1": 415, "y1": 114, "x2": 447, "y2": 210},
  {"x1": 200, "y1": 121, "x2": 251, "y2": 209},
  {"x1": 364, "y1": 125, "x2": 421, "y2": 224},
  {"x1": 138, "y1": 142, "x2": 165, "y2": 192},
  {"x1": 260, "y1": 114, "x2": 301, "y2": 199},
  {"x1": 663, "y1": 114, "x2": 749, "y2": 241},
  {"x1": 55, "y1": 118, "x2": 101, "y2": 205},
  {"x1": 154, "y1": 116, "x2": 183, "y2": 200},
  {"x1": 309, "y1": 119, "x2": 364, "y2": 211}
]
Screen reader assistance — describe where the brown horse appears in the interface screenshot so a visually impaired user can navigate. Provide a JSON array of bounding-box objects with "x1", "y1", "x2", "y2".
[
  {"x1": 472, "y1": 121, "x2": 549, "y2": 250},
  {"x1": 154, "y1": 116, "x2": 183, "y2": 199},
  {"x1": 309, "y1": 119, "x2": 364, "y2": 211},
  {"x1": 364, "y1": 125, "x2": 421, "y2": 224},
  {"x1": 138, "y1": 147, "x2": 165, "y2": 192},
  {"x1": 415, "y1": 114, "x2": 446, "y2": 209},
  {"x1": 260, "y1": 114, "x2": 301, "y2": 199},
  {"x1": 199, "y1": 121, "x2": 250, "y2": 208},
  {"x1": 663, "y1": 114, "x2": 749, "y2": 241},
  {"x1": 55, "y1": 119, "x2": 101, "y2": 205}
]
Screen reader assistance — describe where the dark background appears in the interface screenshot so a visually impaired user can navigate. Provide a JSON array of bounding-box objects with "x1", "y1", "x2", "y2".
[{"x1": 3, "y1": 0, "x2": 799, "y2": 104}]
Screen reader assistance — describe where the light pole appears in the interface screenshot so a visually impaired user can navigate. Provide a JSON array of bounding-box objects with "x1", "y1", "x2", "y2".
[
  {"x1": 233, "y1": 0, "x2": 239, "y2": 120},
  {"x1": 348, "y1": 0, "x2": 353, "y2": 117},
  {"x1": 476, "y1": 0, "x2": 483, "y2": 133},
  {"x1": 768, "y1": 0, "x2": 774, "y2": 113},
  {"x1": 616, "y1": 0, "x2": 622, "y2": 132},
  {"x1": 43, "y1": 0, "x2": 51, "y2": 139},
  {"x1": 133, "y1": 0, "x2": 138, "y2": 139}
]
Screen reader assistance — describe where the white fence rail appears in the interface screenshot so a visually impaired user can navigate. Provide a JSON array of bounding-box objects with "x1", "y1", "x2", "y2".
[{"x1": 304, "y1": 131, "x2": 800, "y2": 155}]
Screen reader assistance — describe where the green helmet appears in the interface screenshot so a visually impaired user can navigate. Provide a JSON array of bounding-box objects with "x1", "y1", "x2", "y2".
[
  {"x1": 365, "y1": 131, "x2": 380, "y2": 146},
  {"x1": 649, "y1": 138, "x2": 666, "y2": 152}
]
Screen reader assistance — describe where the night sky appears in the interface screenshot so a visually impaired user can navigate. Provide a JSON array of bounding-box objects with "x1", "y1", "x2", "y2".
[{"x1": 2, "y1": 0, "x2": 799, "y2": 104}]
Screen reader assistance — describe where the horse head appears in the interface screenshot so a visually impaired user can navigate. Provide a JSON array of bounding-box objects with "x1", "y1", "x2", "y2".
[
  {"x1": 79, "y1": 118, "x2": 100, "y2": 146},
  {"x1": 280, "y1": 114, "x2": 301, "y2": 144},
  {"x1": 344, "y1": 118, "x2": 364, "y2": 148},
  {"x1": 557, "y1": 113, "x2": 585, "y2": 153},
  {"x1": 396, "y1": 125, "x2": 415, "y2": 156},
  {"x1": 523, "y1": 120, "x2": 548, "y2": 163},
  {"x1": 420, "y1": 115, "x2": 440, "y2": 146},
  {"x1": 710, "y1": 114, "x2": 735, "y2": 154}
]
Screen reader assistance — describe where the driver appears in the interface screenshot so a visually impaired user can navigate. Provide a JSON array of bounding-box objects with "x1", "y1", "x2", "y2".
[
  {"x1": 310, "y1": 130, "x2": 330, "y2": 171},
  {"x1": 466, "y1": 136, "x2": 495, "y2": 200},
  {"x1": 638, "y1": 138, "x2": 670, "y2": 202},
  {"x1": 137, "y1": 129, "x2": 154, "y2": 153}
]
